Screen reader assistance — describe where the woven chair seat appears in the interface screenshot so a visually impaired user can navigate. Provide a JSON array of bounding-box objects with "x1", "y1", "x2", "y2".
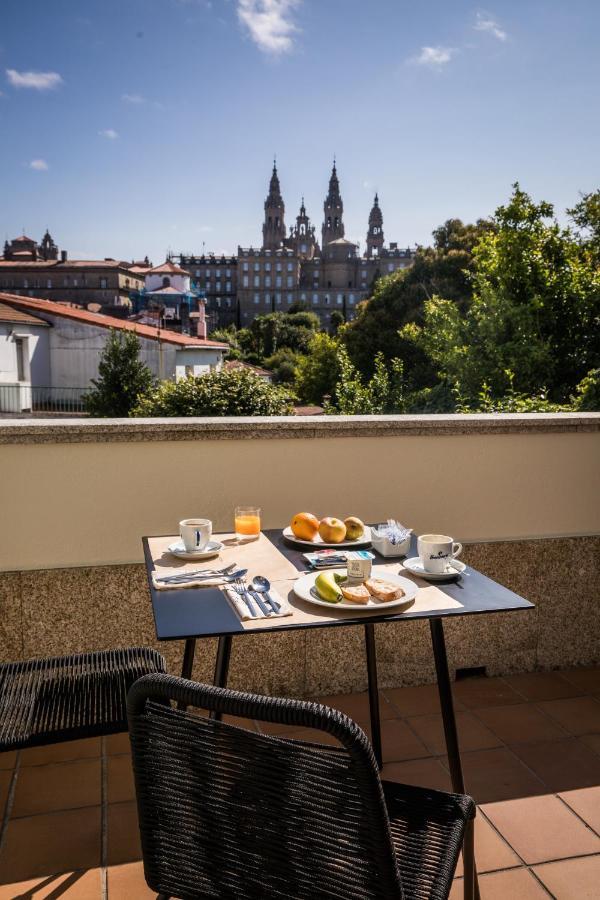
[
  {"x1": 0, "y1": 647, "x2": 166, "y2": 752},
  {"x1": 128, "y1": 675, "x2": 475, "y2": 900}
]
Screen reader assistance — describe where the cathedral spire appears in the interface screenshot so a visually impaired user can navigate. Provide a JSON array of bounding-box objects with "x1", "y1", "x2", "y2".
[
  {"x1": 262, "y1": 160, "x2": 286, "y2": 250},
  {"x1": 322, "y1": 159, "x2": 345, "y2": 248},
  {"x1": 366, "y1": 193, "x2": 384, "y2": 258}
]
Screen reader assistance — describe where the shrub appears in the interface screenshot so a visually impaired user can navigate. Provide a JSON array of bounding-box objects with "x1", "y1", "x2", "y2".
[{"x1": 84, "y1": 329, "x2": 154, "y2": 417}]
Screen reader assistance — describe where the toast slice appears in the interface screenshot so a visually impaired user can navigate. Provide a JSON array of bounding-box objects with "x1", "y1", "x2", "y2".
[
  {"x1": 365, "y1": 578, "x2": 405, "y2": 602},
  {"x1": 340, "y1": 583, "x2": 371, "y2": 604}
]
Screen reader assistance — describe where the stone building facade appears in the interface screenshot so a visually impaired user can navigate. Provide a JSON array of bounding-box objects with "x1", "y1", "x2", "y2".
[{"x1": 177, "y1": 162, "x2": 414, "y2": 332}]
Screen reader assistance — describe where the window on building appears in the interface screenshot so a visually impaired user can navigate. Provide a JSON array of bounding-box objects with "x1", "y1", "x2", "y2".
[
  {"x1": 337, "y1": 294, "x2": 343, "y2": 305},
  {"x1": 265, "y1": 262, "x2": 271, "y2": 272},
  {"x1": 226, "y1": 281, "x2": 231, "y2": 292},
  {"x1": 242, "y1": 261, "x2": 249, "y2": 272},
  {"x1": 254, "y1": 293, "x2": 260, "y2": 304},
  {"x1": 349, "y1": 294, "x2": 355, "y2": 304},
  {"x1": 276, "y1": 262, "x2": 282, "y2": 272},
  {"x1": 195, "y1": 269, "x2": 200, "y2": 277},
  {"x1": 286, "y1": 293, "x2": 293, "y2": 303},
  {"x1": 23, "y1": 279, "x2": 29, "y2": 289},
  {"x1": 100, "y1": 277, "x2": 108, "y2": 289},
  {"x1": 63, "y1": 277, "x2": 69, "y2": 286},
  {"x1": 285, "y1": 276, "x2": 292, "y2": 288},
  {"x1": 15, "y1": 338, "x2": 28, "y2": 382},
  {"x1": 206, "y1": 269, "x2": 211, "y2": 277},
  {"x1": 254, "y1": 262, "x2": 260, "y2": 272},
  {"x1": 287, "y1": 262, "x2": 293, "y2": 271},
  {"x1": 216, "y1": 281, "x2": 221, "y2": 291},
  {"x1": 265, "y1": 275, "x2": 271, "y2": 288},
  {"x1": 388, "y1": 263, "x2": 394, "y2": 272},
  {"x1": 254, "y1": 275, "x2": 260, "y2": 288},
  {"x1": 226, "y1": 268, "x2": 231, "y2": 277},
  {"x1": 265, "y1": 294, "x2": 271, "y2": 305},
  {"x1": 312, "y1": 294, "x2": 319, "y2": 305},
  {"x1": 300, "y1": 293, "x2": 306, "y2": 301},
  {"x1": 47, "y1": 279, "x2": 52, "y2": 289},
  {"x1": 275, "y1": 275, "x2": 282, "y2": 287},
  {"x1": 216, "y1": 269, "x2": 221, "y2": 277},
  {"x1": 242, "y1": 275, "x2": 249, "y2": 288},
  {"x1": 325, "y1": 295, "x2": 330, "y2": 305},
  {"x1": 275, "y1": 293, "x2": 282, "y2": 304}
]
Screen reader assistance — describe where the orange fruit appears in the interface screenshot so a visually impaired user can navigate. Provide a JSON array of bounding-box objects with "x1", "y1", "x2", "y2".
[
  {"x1": 318, "y1": 517, "x2": 347, "y2": 543},
  {"x1": 291, "y1": 512, "x2": 320, "y2": 541}
]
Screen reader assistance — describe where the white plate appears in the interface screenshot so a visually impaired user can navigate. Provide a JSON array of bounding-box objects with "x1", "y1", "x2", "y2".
[
  {"x1": 167, "y1": 540, "x2": 224, "y2": 561},
  {"x1": 402, "y1": 556, "x2": 466, "y2": 581},
  {"x1": 282, "y1": 525, "x2": 372, "y2": 550},
  {"x1": 293, "y1": 567, "x2": 417, "y2": 612}
]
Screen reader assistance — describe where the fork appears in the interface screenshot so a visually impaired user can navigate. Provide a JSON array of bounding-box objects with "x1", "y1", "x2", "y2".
[{"x1": 233, "y1": 578, "x2": 259, "y2": 618}]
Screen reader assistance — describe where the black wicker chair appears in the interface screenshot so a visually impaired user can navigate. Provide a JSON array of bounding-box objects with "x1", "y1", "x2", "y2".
[
  {"x1": 128, "y1": 674, "x2": 476, "y2": 900},
  {"x1": 0, "y1": 647, "x2": 166, "y2": 752}
]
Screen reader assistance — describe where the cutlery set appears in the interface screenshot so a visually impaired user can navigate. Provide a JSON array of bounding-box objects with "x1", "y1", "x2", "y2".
[{"x1": 156, "y1": 564, "x2": 281, "y2": 617}]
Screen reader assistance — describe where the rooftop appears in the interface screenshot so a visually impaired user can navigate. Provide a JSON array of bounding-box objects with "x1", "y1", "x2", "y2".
[
  {"x1": 0, "y1": 301, "x2": 49, "y2": 326},
  {"x1": 0, "y1": 668, "x2": 599, "y2": 895},
  {"x1": 0, "y1": 292, "x2": 228, "y2": 349}
]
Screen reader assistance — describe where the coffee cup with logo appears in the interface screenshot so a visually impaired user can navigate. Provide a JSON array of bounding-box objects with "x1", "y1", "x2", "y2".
[
  {"x1": 179, "y1": 518, "x2": 212, "y2": 553},
  {"x1": 417, "y1": 534, "x2": 462, "y2": 574}
]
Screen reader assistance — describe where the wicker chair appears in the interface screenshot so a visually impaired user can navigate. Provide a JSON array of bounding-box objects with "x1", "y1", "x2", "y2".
[
  {"x1": 0, "y1": 647, "x2": 166, "y2": 752},
  {"x1": 128, "y1": 674, "x2": 476, "y2": 900}
]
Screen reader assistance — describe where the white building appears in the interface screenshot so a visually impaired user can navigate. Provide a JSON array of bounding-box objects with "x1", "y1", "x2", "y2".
[{"x1": 0, "y1": 292, "x2": 227, "y2": 413}]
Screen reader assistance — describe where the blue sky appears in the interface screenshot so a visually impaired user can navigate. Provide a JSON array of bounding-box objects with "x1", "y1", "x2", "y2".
[{"x1": 1, "y1": 0, "x2": 599, "y2": 263}]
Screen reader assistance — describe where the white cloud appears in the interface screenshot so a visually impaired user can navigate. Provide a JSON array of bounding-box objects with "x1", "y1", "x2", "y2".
[
  {"x1": 99, "y1": 128, "x2": 118, "y2": 139},
  {"x1": 29, "y1": 159, "x2": 48, "y2": 171},
  {"x1": 411, "y1": 46, "x2": 456, "y2": 67},
  {"x1": 237, "y1": 0, "x2": 300, "y2": 55},
  {"x1": 474, "y1": 11, "x2": 507, "y2": 41},
  {"x1": 122, "y1": 93, "x2": 146, "y2": 104},
  {"x1": 6, "y1": 69, "x2": 63, "y2": 90}
]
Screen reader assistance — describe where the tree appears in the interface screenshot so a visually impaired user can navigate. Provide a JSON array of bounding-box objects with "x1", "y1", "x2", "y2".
[
  {"x1": 341, "y1": 218, "x2": 493, "y2": 385},
  {"x1": 131, "y1": 368, "x2": 294, "y2": 417},
  {"x1": 84, "y1": 329, "x2": 154, "y2": 417},
  {"x1": 329, "y1": 309, "x2": 345, "y2": 334},
  {"x1": 403, "y1": 185, "x2": 600, "y2": 404},
  {"x1": 263, "y1": 347, "x2": 302, "y2": 384},
  {"x1": 248, "y1": 310, "x2": 320, "y2": 359},
  {"x1": 328, "y1": 347, "x2": 405, "y2": 415},
  {"x1": 294, "y1": 332, "x2": 341, "y2": 405},
  {"x1": 568, "y1": 190, "x2": 600, "y2": 262}
]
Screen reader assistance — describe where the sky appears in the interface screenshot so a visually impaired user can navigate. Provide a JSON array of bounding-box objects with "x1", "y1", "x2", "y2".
[{"x1": 1, "y1": 0, "x2": 599, "y2": 263}]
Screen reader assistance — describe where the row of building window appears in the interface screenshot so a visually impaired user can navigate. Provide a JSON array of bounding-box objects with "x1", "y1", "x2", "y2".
[
  {"x1": 194, "y1": 268, "x2": 233, "y2": 278},
  {"x1": 2, "y1": 277, "x2": 115, "y2": 290},
  {"x1": 241, "y1": 261, "x2": 295, "y2": 273}
]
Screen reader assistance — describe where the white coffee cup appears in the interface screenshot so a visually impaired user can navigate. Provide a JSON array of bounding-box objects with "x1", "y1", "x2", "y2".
[
  {"x1": 179, "y1": 518, "x2": 212, "y2": 553},
  {"x1": 417, "y1": 534, "x2": 462, "y2": 574}
]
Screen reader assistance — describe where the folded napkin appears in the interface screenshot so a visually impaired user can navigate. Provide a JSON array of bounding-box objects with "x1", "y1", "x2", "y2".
[
  {"x1": 223, "y1": 585, "x2": 292, "y2": 621},
  {"x1": 152, "y1": 572, "x2": 231, "y2": 591}
]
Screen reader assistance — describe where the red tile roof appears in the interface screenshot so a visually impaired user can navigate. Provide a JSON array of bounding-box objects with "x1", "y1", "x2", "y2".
[
  {"x1": 0, "y1": 259, "x2": 142, "y2": 271},
  {"x1": 149, "y1": 261, "x2": 189, "y2": 276},
  {"x1": 224, "y1": 359, "x2": 272, "y2": 378},
  {"x1": 0, "y1": 301, "x2": 50, "y2": 326},
  {"x1": 12, "y1": 235, "x2": 36, "y2": 243},
  {"x1": 0, "y1": 292, "x2": 228, "y2": 349}
]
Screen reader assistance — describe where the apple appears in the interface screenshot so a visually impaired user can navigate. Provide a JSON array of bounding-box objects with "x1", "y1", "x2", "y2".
[
  {"x1": 344, "y1": 516, "x2": 365, "y2": 540},
  {"x1": 318, "y1": 517, "x2": 347, "y2": 543}
]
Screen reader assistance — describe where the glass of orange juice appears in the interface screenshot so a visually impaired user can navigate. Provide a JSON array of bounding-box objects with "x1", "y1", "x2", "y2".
[{"x1": 234, "y1": 506, "x2": 261, "y2": 541}]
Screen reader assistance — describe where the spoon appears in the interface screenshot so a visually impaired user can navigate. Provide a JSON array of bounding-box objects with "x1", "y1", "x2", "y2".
[{"x1": 250, "y1": 576, "x2": 281, "y2": 613}]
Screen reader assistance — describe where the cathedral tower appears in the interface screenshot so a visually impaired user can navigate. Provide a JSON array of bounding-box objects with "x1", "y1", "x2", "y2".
[
  {"x1": 321, "y1": 161, "x2": 345, "y2": 248},
  {"x1": 366, "y1": 193, "x2": 384, "y2": 258},
  {"x1": 262, "y1": 161, "x2": 286, "y2": 250},
  {"x1": 288, "y1": 197, "x2": 318, "y2": 259}
]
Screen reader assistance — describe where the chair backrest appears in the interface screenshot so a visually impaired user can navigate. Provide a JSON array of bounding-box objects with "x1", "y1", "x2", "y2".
[{"x1": 127, "y1": 674, "x2": 403, "y2": 900}]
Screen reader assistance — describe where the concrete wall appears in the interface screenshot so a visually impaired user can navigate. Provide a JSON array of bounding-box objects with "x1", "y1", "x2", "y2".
[{"x1": 0, "y1": 323, "x2": 49, "y2": 384}]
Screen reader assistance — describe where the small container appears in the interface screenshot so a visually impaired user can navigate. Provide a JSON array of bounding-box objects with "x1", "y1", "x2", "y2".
[
  {"x1": 371, "y1": 524, "x2": 412, "y2": 558},
  {"x1": 347, "y1": 557, "x2": 372, "y2": 580}
]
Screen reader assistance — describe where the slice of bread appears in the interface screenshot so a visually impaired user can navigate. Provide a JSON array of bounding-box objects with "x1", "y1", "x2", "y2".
[
  {"x1": 340, "y1": 583, "x2": 371, "y2": 604},
  {"x1": 365, "y1": 578, "x2": 405, "y2": 602}
]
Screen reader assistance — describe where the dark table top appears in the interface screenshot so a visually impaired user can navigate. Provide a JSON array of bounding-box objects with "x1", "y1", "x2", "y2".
[{"x1": 143, "y1": 530, "x2": 534, "y2": 642}]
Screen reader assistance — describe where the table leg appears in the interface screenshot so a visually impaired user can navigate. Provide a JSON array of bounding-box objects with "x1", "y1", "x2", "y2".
[
  {"x1": 211, "y1": 635, "x2": 232, "y2": 722},
  {"x1": 429, "y1": 618, "x2": 480, "y2": 900},
  {"x1": 177, "y1": 638, "x2": 197, "y2": 710},
  {"x1": 364, "y1": 623, "x2": 383, "y2": 770}
]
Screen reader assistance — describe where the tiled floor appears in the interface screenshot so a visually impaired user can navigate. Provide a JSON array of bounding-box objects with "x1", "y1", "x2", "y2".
[{"x1": 1, "y1": 667, "x2": 600, "y2": 898}]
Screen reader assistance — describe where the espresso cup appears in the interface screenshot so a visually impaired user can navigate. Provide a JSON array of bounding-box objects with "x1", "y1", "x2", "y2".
[
  {"x1": 179, "y1": 518, "x2": 212, "y2": 553},
  {"x1": 417, "y1": 534, "x2": 462, "y2": 574}
]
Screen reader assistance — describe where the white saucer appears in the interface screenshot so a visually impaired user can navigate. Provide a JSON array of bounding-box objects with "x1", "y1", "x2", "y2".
[
  {"x1": 402, "y1": 557, "x2": 466, "y2": 581},
  {"x1": 168, "y1": 539, "x2": 224, "y2": 561}
]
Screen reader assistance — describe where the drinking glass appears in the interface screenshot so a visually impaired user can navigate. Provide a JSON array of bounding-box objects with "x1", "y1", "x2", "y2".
[{"x1": 234, "y1": 506, "x2": 261, "y2": 541}]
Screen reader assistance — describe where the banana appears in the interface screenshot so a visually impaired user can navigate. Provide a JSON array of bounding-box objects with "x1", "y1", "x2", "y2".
[{"x1": 315, "y1": 571, "x2": 345, "y2": 603}]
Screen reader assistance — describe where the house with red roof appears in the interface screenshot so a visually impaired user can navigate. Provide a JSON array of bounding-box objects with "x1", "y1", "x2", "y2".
[{"x1": 0, "y1": 292, "x2": 227, "y2": 413}]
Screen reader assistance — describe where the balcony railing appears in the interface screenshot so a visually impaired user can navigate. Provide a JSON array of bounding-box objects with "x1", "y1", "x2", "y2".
[{"x1": 0, "y1": 383, "x2": 89, "y2": 415}]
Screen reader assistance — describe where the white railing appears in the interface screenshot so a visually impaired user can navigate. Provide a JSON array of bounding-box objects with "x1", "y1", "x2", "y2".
[{"x1": 0, "y1": 384, "x2": 89, "y2": 415}]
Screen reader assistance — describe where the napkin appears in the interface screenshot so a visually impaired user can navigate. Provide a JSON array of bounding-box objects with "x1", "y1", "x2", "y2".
[
  {"x1": 222, "y1": 585, "x2": 292, "y2": 621},
  {"x1": 152, "y1": 573, "x2": 232, "y2": 591}
]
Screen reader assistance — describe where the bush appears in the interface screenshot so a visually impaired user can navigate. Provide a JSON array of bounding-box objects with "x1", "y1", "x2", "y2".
[
  {"x1": 84, "y1": 329, "x2": 154, "y2": 417},
  {"x1": 263, "y1": 347, "x2": 302, "y2": 384},
  {"x1": 572, "y1": 368, "x2": 600, "y2": 411},
  {"x1": 294, "y1": 333, "x2": 341, "y2": 405},
  {"x1": 131, "y1": 368, "x2": 294, "y2": 417}
]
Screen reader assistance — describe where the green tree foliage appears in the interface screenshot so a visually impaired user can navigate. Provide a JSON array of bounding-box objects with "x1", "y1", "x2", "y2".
[
  {"x1": 209, "y1": 325, "x2": 244, "y2": 360},
  {"x1": 84, "y1": 329, "x2": 154, "y2": 417},
  {"x1": 263, "y1": 347, "x2": 302, "y2": 384},
  {"x1": 248, "y1": 310, "x2": 320, "y2": 359},
  {"x1": 404, "y1": 185, "x2": 600, "y2": 404},
  {"x1": 329, "y1": 309, "x2": 345, "y2": 334},
  {"x1": 341, "y1": 218, "x2": 493, "y2": 384},
  {"x1": 131, "y1": 369, "x2": 293, "y2": 417},
  {"x1": 328, "y1": 347, "x2": 405, "y2": 415},
  {"x1": 294, "y1": 332, "x2": 341, "y2": 405},
  {"x1": 572, "y1": 368, "x2": 600, "y2": 411},
  {"x1": 568, "y1": 190, "x2": 600, "y2": 262}
]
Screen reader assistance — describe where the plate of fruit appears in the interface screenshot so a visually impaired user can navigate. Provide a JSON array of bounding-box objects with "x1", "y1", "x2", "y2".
[
  {"x1": 284, "y1": 514, "x2": 371, "y2": 549},
  {"x1": 294, "y1": 567, "x2": 417, "y2": 612}
]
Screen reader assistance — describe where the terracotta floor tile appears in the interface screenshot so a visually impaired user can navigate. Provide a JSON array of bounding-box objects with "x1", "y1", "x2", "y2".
[
  {"x1": 10, "y1": 758, "x2": 101, "y2": 818},
  {"x1": 559, "y1": 786, "x2": 600, "y2": 835},
  {"x1": 475, "y1": 703, "x2": 568, "y2": 745},
  {"x1": 106, "y1": 801, "x2": 142, "y2": 866},
  {"x1": 384, "y1": 683, "x2": 450, "y2": 716},
  {"x1": 20, "y1": 738, "x2": 101, "y2": 767},
  {"x1": 107, "y1": 754, "x2": 136, "y2": 805},
  {"x1": 406, "y1": 711, "x2": 501, "y2": 756},
  {"x1": 0, "y1": 770, "x2": 12, "y2": 817},
  {"x1": 313, "y1": 690, "x2": 397, "y2": 721},
  {"x1": 481, "y1": 794, "x2": 600, "y2": 864},
  {"x1": 257, "y1": 720, "x2": 312, "y2": 736},
  {"x1": 538, "y1": 696, "x2": 600, "y2": 735},
  {"x1": 560, "y1": 666, "x2": 600, "y2": 695},
  {"x1": 104, "y1": 733, "x2": 131, "y2": 756},
  {"x1": 446, "y1": 747, "x2": 546, "y2": 804},
  {"x1": 452, "y1": 677, "x2": 523, "y2": 709},
  {"x1": 378, "y1": 718, "x2": 431, "y2": 762},
  {"x1": 106, "y1": 861, "x2": 155, "y2": 899},
  {"x1": 450, "y1": 868, "x2": 549, "y2": 899},
  {"x1": 276, "y1": 727, "x2": 342, "y2": 747},
  {"x1": 454, "y1": 813, "x2": 520, "y2": 876},
  {"x1": 0, "y1": 868, "x2": 102, "y2": 898},
  {"x1": 533, "y1": 854, "x2": 600, "y2": 899},
  {"x1": 580, "y1": 732, "x2": 600, "y2": 755},
  {"x1": 512, "y1": 738, "x2": 600, "y2": 793},
  {"x1": 0, "y1": 806, "x2": 101, "y2": 883},
  {"x1": 382, "y1": 758, "x2": 453, "y2": 792},
  {"x1": 222, "y1": 715, "x2": 260, "y2": 730},
  {"x1": 504, "y1": 671, "x2": 582, "y2": 701},
  {"x1": 0, "y1": 752, "x2": 17, "y2": 771}
]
